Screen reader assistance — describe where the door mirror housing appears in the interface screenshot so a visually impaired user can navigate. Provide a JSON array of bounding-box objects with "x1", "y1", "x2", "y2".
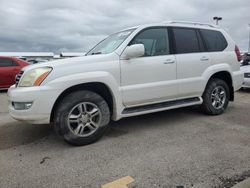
[{"x1": 123, "y1": 44, "x2": 145, "y2": 59}]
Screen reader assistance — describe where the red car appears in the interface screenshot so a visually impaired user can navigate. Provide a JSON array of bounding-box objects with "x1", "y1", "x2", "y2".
[{"x1": 0, "y1": 56, "x2": 28, "y2": 89}]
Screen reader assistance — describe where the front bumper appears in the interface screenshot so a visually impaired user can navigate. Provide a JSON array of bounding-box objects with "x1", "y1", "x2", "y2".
[{"x1": 8, "y1": 85, "x2": 62, "y2": 124}]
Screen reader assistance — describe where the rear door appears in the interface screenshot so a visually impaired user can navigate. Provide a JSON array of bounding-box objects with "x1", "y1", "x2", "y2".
[
  {"x1": 0, "y1": 58, "x2": 20, "y2": 88},
  {"x1": 171, "y1": 27, "x2": 211, "y2": 98}
]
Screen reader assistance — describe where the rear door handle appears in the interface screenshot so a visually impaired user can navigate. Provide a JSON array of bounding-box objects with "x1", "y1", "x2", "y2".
[
  {"x1": 200, "y1": 57, "x2": 209, "y2": 61},
  {"x1": 163, "y1": 59, "x2": 175, "y2": 64}
]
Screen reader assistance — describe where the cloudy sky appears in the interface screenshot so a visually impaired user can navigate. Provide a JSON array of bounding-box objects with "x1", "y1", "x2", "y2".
[{"x1": 0, "y1": 0, "x2": 249, "y2": 53}]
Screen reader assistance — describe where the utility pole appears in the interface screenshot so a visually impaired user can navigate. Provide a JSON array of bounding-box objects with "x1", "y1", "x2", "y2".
[{"x1": 213, "y1": 17, "x2": 222, "y2": 25}]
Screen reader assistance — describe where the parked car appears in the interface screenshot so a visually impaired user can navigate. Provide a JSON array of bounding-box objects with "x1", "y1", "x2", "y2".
[
  {"x1": 241, "y1": 64, "x2": 250, "y2": 89},
  {"x1": 241, "y1": 52, "x2": 250, "y2": 66},
  {"x1": 0, "y1": 56, "x2": 28, "y2": 89},
  {"x1": 8, "y1": 21, "x2": 243, "y2": 145}
]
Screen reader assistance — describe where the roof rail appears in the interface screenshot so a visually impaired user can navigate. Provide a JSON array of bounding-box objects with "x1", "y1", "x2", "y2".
[{"x1": 164, "y1": 21, "x2": 217, "y2": 28}]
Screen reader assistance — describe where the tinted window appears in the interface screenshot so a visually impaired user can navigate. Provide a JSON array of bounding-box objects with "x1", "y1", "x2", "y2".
[
  {"x1": 0, "y1": 58, "x2": 14, "y2": 67},
  {"x1": 173, "y1": 28, "x2": 200, "y2": 54},
  {"x1": 200, "y1": 29, "x2": 227, "y2": 52},
  {"x1": 130, "y1": 28, "x2": 170, "y2": 56}
]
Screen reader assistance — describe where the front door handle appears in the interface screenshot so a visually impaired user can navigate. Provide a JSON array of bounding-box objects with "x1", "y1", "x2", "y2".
[{"x1": 163, "y1": 59, "x2": 175, "y2": 64}]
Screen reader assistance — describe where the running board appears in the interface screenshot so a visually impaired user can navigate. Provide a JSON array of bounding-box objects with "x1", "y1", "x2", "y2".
[{"x1": 122, "y1": 97, "x2": 201, "y2": 114}]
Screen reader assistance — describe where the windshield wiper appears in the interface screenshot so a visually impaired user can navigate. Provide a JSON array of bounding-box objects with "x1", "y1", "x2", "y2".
[{"x1": 91, "y1": 52, "x2": 102, "y2": 55}]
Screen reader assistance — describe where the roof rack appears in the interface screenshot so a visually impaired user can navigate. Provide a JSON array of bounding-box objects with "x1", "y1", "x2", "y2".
[{"x1": 164, "y1": 21, "x2": 217, "y2": 28}]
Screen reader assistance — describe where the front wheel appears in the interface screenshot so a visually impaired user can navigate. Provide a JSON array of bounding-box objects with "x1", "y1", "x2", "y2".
[
  {"x1": 201, "y1": 78, "x2": 230, "y2": 115},
  {"x1": 54, "y1": 90, "x2": 110, "y2": 146}
]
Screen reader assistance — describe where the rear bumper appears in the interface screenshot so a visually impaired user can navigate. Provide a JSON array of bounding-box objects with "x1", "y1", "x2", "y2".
[
  {"x1": 242, "y1": 77, "x2": 250, "y2": 88},
  {"x1": 232, "y1": 70, "x2": 244, "y2": 91},
  {"x1": 8, "y1": 85, "x2": 62, "y2": 124}
]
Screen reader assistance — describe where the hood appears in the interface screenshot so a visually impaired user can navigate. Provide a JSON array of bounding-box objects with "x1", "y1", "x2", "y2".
[{"x1": 22, "y1": 53, "x2": 118, "y2": 72}]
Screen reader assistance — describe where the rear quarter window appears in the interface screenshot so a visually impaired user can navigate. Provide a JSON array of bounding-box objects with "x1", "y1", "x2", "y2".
[{"x1": 200, "y1": 29, "x2": 228, "y2": 52}]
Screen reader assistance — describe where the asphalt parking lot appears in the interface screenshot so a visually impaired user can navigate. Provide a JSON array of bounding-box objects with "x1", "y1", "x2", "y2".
[{"x1": 0, "y1": 90, "x2": 250, "y2": 188}]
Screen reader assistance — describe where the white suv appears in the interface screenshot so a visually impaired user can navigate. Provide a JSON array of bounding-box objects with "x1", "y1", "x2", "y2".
[{"x1": 8, "y1": 21, "x2": 243, "y2": 145}]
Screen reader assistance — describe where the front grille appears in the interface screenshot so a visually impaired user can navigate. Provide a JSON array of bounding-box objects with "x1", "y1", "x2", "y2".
[
  {"x1": 244, "y1": 73, "x2": 250, "y2": 78},
  {"x1": 15, "y1": 71, "x2": 24, "y2": 87}
]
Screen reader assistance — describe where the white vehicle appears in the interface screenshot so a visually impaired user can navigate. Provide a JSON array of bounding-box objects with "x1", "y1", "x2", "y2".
[
  {"x1": 241, "y1": 64, "x2": 250, "y2": 88},
  {"x1": 8, "y1": 21, "x2": 243, "y2": 145}
]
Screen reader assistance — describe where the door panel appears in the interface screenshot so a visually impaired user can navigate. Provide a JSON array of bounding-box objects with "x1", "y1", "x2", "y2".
[
  {"x1": 0, "y1": 58, "x2": 20, "y2": 88},
  {"x1": 0, "y1": 67, "x2": 14, "y2": 87},
  {"x1": 175, "y1": 53, "x2": 211, "y2": 98},
  {"x1": 121, "y1": 55, "x2": 177, "y2": 106},
  {"x1": 120, "y1": 27, "x2": 177, "y2": 106}
]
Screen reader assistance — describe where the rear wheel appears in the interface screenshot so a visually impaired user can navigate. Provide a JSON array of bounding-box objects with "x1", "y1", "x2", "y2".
[
  {"x1": 201, "y1": 78, "x2": 230, "y2": 115},
  {"x1": 54, "y1": 90, "x2": 110, "y2": 146}
]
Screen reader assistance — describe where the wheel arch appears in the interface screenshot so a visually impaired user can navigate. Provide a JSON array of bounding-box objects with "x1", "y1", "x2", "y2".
[
  {"x1": 50, "y1": 82, "x2": 116, "y2": 123},
  {"x1": 206, "y1": 71, "x2": 234, "y2": 101}
]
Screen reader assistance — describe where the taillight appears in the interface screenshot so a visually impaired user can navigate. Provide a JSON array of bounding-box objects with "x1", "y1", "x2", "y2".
[{"x1": 235, "y1": 45, "x2": 241, "y2": 62}]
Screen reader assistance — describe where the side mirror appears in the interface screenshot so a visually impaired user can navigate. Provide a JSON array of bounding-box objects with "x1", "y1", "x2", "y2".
[{"x1": 123, "y1": 44, "x2": 145, "y2": 59}]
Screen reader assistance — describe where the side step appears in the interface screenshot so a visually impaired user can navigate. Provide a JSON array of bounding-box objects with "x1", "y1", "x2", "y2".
[{"x1": 122, "y1": 97, "x2": 201, "y2": 114}]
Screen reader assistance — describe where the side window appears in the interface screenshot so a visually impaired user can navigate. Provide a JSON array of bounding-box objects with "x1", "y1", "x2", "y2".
[
  {"x1": 200, "y1": 29, "x2": 227, "y2": 52},
  {"x1": 0, "y1": 58, "x2": 15, "y2": 67},
  {"x1": 173, "y1": 27, "x2": 200, "y2": 54},
  {"x1": 130, "y1": 28, "x2": 170, "y2": 56}
]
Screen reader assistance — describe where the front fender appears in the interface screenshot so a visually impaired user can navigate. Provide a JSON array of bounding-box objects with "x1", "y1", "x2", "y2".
[{"x1": 47, "y1": 71, "x2": 124, "y2": 120}]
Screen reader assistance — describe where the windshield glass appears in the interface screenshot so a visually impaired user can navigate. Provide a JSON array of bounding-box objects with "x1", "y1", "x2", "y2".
[{"x1": 86, "y1": 29, "x2": 135, "y2": 55}]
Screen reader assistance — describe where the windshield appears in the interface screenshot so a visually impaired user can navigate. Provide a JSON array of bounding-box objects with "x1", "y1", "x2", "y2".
[{"x1": 86, "y1": 29, "x2": 135, "y2": 55}]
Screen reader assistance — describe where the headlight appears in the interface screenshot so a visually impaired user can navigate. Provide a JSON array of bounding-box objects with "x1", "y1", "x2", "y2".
[{"x1": 18, "y1": 67, "x2": 52, "y2": 87}]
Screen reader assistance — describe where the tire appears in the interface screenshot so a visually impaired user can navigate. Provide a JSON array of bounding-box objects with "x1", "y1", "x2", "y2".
[
  {"x1": 54, "y1": 90, "x2": 110, "y2": 146},
  {"x1": 201, "y1": 78, "x2": 230, "y2": 115}
]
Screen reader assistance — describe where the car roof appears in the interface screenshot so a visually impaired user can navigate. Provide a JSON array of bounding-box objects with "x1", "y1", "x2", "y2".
[{"x1": 0, "y1": 56, "x2": 16, "y2": 59}]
